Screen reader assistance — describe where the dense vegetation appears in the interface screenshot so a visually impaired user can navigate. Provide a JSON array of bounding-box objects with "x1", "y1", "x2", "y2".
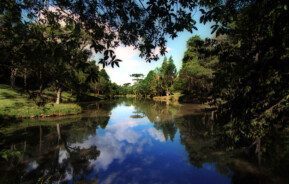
[
  {"x1": 205, "y1": 0, "x2": 289, "y2": 151},
  {"x1": 1, "y1": 0, "x2": 289, "y2": 154},
  {"x1": 117, "y1": 35, "x2": 217, "y2": 104},
  {"x1": 175, "y1": 36, "x2": 217, "y2": 103}
]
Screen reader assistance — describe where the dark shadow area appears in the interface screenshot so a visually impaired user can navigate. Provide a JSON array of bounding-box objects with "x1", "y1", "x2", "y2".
[
  {"x1": 0, "y1": 114, "x2": 109, "y2": 183},
  {"x1": 0, "y1": 115, "x2": 20, "y2": 128}
]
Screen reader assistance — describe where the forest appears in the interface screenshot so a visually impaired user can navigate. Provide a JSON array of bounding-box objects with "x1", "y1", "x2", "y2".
[{"x1": 1, "y1": 0, "x2": 289, "y2": 183}]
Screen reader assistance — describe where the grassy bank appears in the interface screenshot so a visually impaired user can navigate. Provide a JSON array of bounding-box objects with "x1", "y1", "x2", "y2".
[
  {"x1": 0, "y1": 84, "x2": 81, "y2": 118},
  {"x1": 153, "y1": 92, "x2": 182, "y2": 103}
]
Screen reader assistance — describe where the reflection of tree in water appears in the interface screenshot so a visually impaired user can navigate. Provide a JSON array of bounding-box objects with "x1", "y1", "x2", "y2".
[
  {"x1": 40, "y1": 122, "x2": 101, "y2": 183},
  {"x1": 126, "y1": 99, "x2": 231, "y2": 174},
  {"x1": 123, "y1": 99, "x2": 179, "y2": 141},
  {"x1": 122, "y1": 99, "x2": 179, "y2": 122},
  {"x1": 0, "y1": 114, "x2": 110, "y2": 183},
  {"x1": 130, "y1": 110, "x2": 145, "y2": 119},
  {"x1": 124, "y1": 99, "x2": 289, "y2": 184},
  {"x1": 155, "y1": 122, "x2": 177, "y2": 141},
  {"x1": 130, "y1": 114, "x2": 145, "y2": 119},
  {"x1": 176, "y1": 114, "x2": 289, "y2": 184},
  {"x1": 176, "y1": 114, "x2": 221, "y2": 167}
]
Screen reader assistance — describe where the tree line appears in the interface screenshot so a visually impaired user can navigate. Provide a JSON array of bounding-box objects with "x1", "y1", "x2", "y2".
[
  {"x1": 118, "y1": 56, "x2": 177, "y2": 98},
  {"x1": 118, "y1": 36, "x2": 217, "y2": 103}
]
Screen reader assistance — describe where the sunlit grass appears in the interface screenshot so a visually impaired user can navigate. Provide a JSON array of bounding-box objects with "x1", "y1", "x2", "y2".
[
  {"x1": 42, "y1": 89, "x2": 76, "y2": 102},
  {"x1": 0, "y1": 84, "x2": 81, "y2": 118},
  {"x1": 153, "y1": 92, "x2": 182, "y2": 103}
]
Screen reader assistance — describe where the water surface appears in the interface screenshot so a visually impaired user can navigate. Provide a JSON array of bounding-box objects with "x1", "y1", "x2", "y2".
[{"x1": 0, "y1": 99, "x2": 288, "y2": 183}]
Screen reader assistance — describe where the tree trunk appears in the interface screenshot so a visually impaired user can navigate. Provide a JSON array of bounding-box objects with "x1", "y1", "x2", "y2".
[
  {"x1": 255, "y1": 137, "x2": 261, "y2": 165},
  {"x1": 166, "y1": 89, "x2": 170, "y2": 97},
  {"x1": 57, "y1": 124, "x2": 61, "y2": 141},
  {"x1": 165, "y1": 88, "x2": 170, "y2": 104},
  {"x1": 210, "y1": 111, "x2": 215, "y2": 121},
  {"x1": 10, "y1": 68, "x2": 17, "y2": 88},
  {"x1": 38, "y1": 70, "x2": 44, "y2": 100},
  {"x1": 56, "y1": 87, "x2": 62, "y2": 104},
  {"x1": 255, "y1": 137, "x2": 261, "y2": 154},
  {"x1": 39, "y1": 126, "x2": 42, "y2": 153},
  {"x1": 23, "y1": 68, "x2": 27, "y2": 89}
]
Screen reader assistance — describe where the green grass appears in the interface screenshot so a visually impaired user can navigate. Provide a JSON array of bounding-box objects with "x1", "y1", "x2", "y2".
[{"x1": 0, "y1": 84, "x2": 81, "y2": 118}]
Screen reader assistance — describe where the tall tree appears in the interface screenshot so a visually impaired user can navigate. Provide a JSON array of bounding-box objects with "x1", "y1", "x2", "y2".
[
  {"x1": 160, "y1": 56, "x2": 177, "y2": 96},
  {"x1": 130, "y1": 73, "x2": 144, "y2": 82},
  {"x1": 90, "y1": 69, "x2": 111, "y2": 95},
  {"x1": 175, "y1": 36, "x2": 217, "y2": 102}
]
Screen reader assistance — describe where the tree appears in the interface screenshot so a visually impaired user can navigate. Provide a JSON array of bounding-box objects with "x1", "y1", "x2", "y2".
[
  {"x1": 0, "y1": 0, "x2": 25, "y2": 88},
  {"x1": 143, "y1": 71, "x2": 158, "y2": 97},
  {"x1": 25, "y1": 22, "x2": 95, "y2": 103},
  {"x1": 200, "y1": 0, "x2": 289, "y2": 150},
  {"x1": 130, "y1": 73, "x2": 144, "y2": 82},
  {"x1": 90, "y1": 69, "x2": 111, "y2": 95},
  {"x1": 118, "y1": 83, "x2": 132, "y2": 95},
  {"x1": 43, "y1": 23, "x2": 93, "y2": 104},
  {"x1": 175, "y1": 36, "x2": 217, "y2": 102},
  {"x1": 0, "y1": 2, "x2": 99, "y2": 104},
  {"x1": 108, "y1": 82, "x2": 120, "y2": 97},
  {"x1": 160, "y1": 56, "x2": 177, "y2": 96},
  {"x1": 132, "y1": 70, "x2": 159, "y2": 98}
]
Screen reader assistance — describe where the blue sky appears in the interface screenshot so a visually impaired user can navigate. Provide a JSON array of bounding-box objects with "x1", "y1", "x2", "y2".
[{"x1": 103, "y1": 10, "x2": 214, "y2": 85}]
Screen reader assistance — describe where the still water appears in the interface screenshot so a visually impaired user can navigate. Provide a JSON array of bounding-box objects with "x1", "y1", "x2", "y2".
[{"x1": 0, "y1": 99, "x2": 288, "y2": 183}]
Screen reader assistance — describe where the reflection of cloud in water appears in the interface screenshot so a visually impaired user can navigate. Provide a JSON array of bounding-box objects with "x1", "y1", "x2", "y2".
[
  {"x1": 148, "y1": 128, "x2": 166, "y2": 142},
  {"x1": 58, "y1": 148, "x2": 69, "y2": 164},
  {"x1": 71, "y1": 120, "x2": 151, "y2": 171},
  {"x1": 58, "y1": 147, "x2": 73, "y2": 182},
  {"x1": 101, "y1": 171, "x2": 120, "y2": 184},
  {"x1": 110, "y1": 121, "x2": 140, "y2": 143},
  {"x1": 93, "y1": 134, "x2": 134, "y2": 170},
  {"x1": 25, "y1": 160, "x2": 39, "y2": 173},
  {"x1": 142, "y1": 156, "x2": 155, "y2": 165},
  {"x1": 203, "y1": 163, "x2": 216, "y2": 171},
  {"x1": 63, "y1": 167, "x2": 73, "y2": 181}
]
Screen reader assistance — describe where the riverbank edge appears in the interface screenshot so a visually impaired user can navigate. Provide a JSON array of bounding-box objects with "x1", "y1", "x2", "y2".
[
  {"x1": 114, "y1": 93, "x2": 215, "y2": 111},
  {"x1": 0, "y1": 103, "x2": 82, "y2": 119}
]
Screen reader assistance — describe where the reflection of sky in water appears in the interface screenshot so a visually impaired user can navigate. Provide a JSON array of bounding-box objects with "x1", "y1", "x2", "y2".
[{"x1": 69, "y1": 104, "x2": 230, "y2": 184}]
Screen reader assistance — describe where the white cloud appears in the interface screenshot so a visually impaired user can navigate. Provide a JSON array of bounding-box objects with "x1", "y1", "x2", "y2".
[
  {"x1": 103, "y1": 45, "x2": 172, "y2": 85},
  {"x1": 147, "y1": 128, "x2": 166, "y2": 142},
  {"x1": 25, "y1": 160, "x2": 39, "y2": 173},
  {"x1": 70, "y1": 119, "x2": 148, "y2": 171},
  {"x1": 58, "y1": 147, "x2": 69, "y2": 164},
  {"x1": 114, "y1": 46, "x2": 140, "y2": 60}
]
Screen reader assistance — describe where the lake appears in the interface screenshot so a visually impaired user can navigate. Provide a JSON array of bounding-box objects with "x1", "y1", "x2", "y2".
[{"x1": 0, "y1": 99, "x2": 288, "y2": 184}]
